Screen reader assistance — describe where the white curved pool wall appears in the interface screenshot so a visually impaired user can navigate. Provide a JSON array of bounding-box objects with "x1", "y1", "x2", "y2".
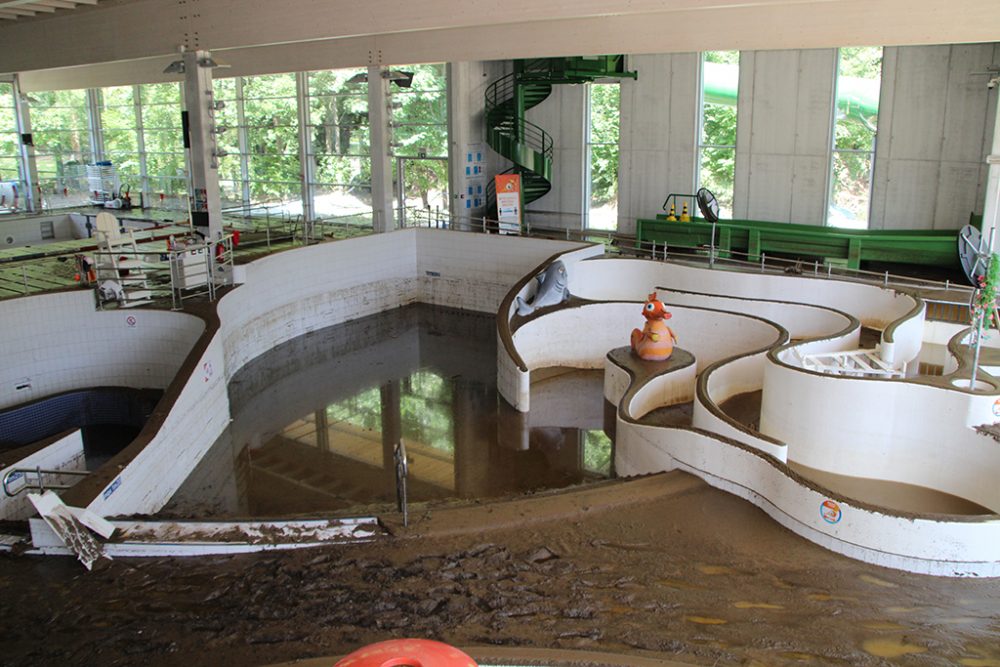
[
  {"x1": 507, "y1": 252, "x2": 1000, "y2": 575},
  {"x1": 570, "y1": 258, "x2": 924, "y2": 367},
  {"x1": 506, "y1": 302, "x2": 784, "y2": 412},
  {"x1": 760, "y1": 362, "x2": 1000, "y2": 513},
  {"x1": 613, "y1": 417, "x2": 1000, "y2": 577},
  {"x1": 0, "y1": 291, "x2": 205, "y2": 411},
  {"x1": 70, "y1": 229, "x2": 588, "y2": 516}
]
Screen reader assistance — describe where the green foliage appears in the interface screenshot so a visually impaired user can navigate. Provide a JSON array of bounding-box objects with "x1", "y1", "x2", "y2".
[
  {"x1": 589, "y1": 83, "x2": 620, "y2": 207},
  {"x1": 583, "y1": 430, "x2": 612, "y2": 475},
  {"x1": 830, "y1": 47, "x2": 882, "y2": 226},
  {"x1": 0, "y1": 83, "x2": 20, "y2": 184},
  {"x1": 390, "y1": 64, "x2": 449, "y2": 209}
]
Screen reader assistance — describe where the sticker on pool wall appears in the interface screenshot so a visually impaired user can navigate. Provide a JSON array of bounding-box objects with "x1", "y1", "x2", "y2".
[
  {"x1": 821, "y1": 499, "x2": 842, "y2": 524},
  {"x1": 102, "y1": 476, "x2": 121, "y2": 500},
  {"x1": 993, "y1": 398, "x2": 1000, "y2": 418},
  {"x1": 126, "y1": 315, "x2": 137, "y2": 328}
]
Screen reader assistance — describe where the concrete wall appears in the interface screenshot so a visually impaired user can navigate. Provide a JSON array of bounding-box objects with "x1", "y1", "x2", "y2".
[
  {"x1": 525, "y1": 83, "x2": 586, "y2": 229},
  {"x1": 617, "y1": 53, "x2": 700, "y2": 233},
  {"x1": 0, "y1": 214, "x2": 77, "y2": 248},
  {"x1": 871, "y1": 43, "x2": 1000, "y2": 230},
  {"x1": 480, "y1": 42, "x2": 997, "y2": 231},
  {"x1": 0, "y1": 291, "x2": 205, "y2": 411},
  {"x1": 732, "y1": 49, "x2": 837, "y2": 224}
]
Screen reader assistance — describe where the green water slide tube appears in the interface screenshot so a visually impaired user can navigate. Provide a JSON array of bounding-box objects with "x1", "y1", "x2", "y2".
[{"x1": 703, "y1": 62, "x2": 879, "y2": 124}]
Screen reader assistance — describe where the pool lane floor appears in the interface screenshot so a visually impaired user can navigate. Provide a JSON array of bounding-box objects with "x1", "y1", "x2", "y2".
[{"x1": 1, "y1": 472, "x2": 998, "y2": 666}]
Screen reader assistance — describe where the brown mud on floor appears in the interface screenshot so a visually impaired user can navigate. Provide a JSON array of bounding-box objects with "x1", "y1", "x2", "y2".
[
  {"x1": 717, "y1": 391, "x2": 762, "y2": 431},
  {"x1": 638, "y1": 401, "x2": 693, "y2": 427},
  {"x1": 1, "y1": 472, "x2": 999, "y2": 667}
]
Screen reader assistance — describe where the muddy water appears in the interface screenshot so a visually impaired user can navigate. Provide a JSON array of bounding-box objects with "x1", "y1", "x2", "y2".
[{"x1": 161, "y1": 305, "x2": 612, "y2": 518}]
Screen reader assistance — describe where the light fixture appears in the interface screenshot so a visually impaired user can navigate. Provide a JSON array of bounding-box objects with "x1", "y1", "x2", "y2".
[
  {"x1": 345, "y1": 70, "x2": 415, "y2": 88},
  {"x1": 163, "y1": 60, "x2": 185, "y2": 74},
  {"x1": 383, "y1": 70, "x2": 414, "y2": 88}
]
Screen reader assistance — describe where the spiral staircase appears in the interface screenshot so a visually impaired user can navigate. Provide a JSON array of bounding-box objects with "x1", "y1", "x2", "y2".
[{"x1": 485, "y1": 56, "x2": 636, "y2": 217}]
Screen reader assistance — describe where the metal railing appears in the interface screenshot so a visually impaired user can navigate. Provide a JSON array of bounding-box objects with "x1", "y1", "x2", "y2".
[
  {"x1": 3, "y1": 466, "x2": 90, "y2": 497},
  {"x1": 91, "y1": 233, "x2": 236, "y2": 310}
]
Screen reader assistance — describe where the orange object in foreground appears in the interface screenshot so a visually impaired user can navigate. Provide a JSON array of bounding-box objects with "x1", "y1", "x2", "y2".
[{"x1": 334, "y1": 639, "x2": 478, "y2": 667}]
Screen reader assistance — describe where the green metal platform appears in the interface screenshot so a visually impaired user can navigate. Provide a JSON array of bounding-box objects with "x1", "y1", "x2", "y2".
[{"x1": 635, "y1": 214, "x2": 979, "y2": 271}]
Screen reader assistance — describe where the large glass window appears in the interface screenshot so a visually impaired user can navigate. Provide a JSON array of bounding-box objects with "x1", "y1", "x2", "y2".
[
  {"x1": 242, "y1": 73, "x2": 301, "y2": 209},
  {"x1": 30, "y1": 89, "x2": 93, "y2": 207},
  {"x1": 99, "y1": 86, "x2": 141, "y2": 195},
  {"x1": 698, "y1": 51, "x2": 739, "y2": 219},
  {"x1": 139, "y1": 82, "x2": 187, "y2": 209},
  {"x1": 389, "y1": 63, "x2": 449, "y2": 219},
  {"x1": 306, "y1": 68, "x2": 371, "y2": 224},
  {"x1": 0, "y1": 82, "x2": 22, "y2": 211},
  {"x1": 828, "y1": 47, "x2": 882, "y2": 229},
  {"x1": 586, "y1": 83, "x2": 620, "y2": 231}
]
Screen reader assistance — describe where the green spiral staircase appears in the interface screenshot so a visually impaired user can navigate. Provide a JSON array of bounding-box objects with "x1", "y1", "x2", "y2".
[{"x1": 485, "y1": 56, "x2": 636, "y2": 215}]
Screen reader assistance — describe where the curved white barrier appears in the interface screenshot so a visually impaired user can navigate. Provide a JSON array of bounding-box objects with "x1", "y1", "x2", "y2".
[
  {"x1": 574, "y1": 258, "x2": 912, "y2": 321},
  {"x1": 0, "y1": 291, "x2": 205, "y2": 411},
  {"x1": 508, "y1": 301, "x2": 783, "y2": 411},
  {"x1": 760, "y1": 359, "x2": 1000, "y2": 513}
]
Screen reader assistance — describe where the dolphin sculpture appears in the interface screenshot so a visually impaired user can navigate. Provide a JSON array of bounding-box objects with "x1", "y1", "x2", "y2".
[{"x1": 516, "y1": 261, "x2": 570, "y2": 317}]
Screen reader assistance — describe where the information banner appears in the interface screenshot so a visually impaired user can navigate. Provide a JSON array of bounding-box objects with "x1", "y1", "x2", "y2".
[{"x1": 495, "y1": 174, "x2": 522, "y2": 235}]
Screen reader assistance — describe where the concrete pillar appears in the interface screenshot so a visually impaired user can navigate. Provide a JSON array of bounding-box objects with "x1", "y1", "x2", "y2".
[
  {"x1": 182, "y1": 49, "x2": 224, "y2": 240},
  {"x1": 295, "y1": 71, "x2": 315, "y2": 228},
  {"x1": 447, "y1": 62, "x2": 469, "y2": 224},
  {"x1": 983, "y1": 90, "x2": 1000, "y2": 252},
  {"x1": 86, "y1": 88, "x2": 104, "y2": 163},
  {"x1": 367, "y1": 65, "x2": 395, "y2": 233},
  {"x1": 11, "y1": 75, "x2": 40, "y2": 212}
]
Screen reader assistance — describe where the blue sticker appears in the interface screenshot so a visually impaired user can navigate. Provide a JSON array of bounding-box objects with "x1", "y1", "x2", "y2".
[{"x1": 103, "y1": 476, "x2": 122, "y2": 500}]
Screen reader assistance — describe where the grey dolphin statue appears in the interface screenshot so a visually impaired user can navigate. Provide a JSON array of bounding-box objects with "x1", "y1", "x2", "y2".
[{"x1": 516, "y1": 260, "x2": 570, "y2": 316}]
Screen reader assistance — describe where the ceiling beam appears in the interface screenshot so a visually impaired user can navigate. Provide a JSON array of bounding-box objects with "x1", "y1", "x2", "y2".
[
  {"x1": 19, "y1": 4, "x2": 57, "y2": 12},
  {"x1": 1, "y1": 0, "x2": 998, "y2": 76}
]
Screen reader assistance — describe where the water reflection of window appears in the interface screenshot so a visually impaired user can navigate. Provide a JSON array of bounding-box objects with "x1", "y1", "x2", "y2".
[
  {"x1": 401, "y1": 370, "x2": 454, "y2": 454},
  {"x1": 325, "y1": 386, "x2": 382, "y2": 432},
  {"x1": 583, "y1": 430, "x2": 612, "y2": 476}
]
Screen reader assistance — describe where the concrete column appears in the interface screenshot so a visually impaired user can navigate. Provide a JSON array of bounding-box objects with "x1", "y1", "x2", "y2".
[
  {"x1": 86, "y1": 88, "x2": 105, "y2": 163},
  {"x1": 983, "y1": 89, "x2": 1000, "y2": 252},
  {"x1": 132, "y1": 85, "x2": 150, "y2": 203},
  {"x1": 182, "y1": 49, "x2": 224, "y2": 240},
  {"x1": 447, "y1": 62, "x2": 469, "y2": 224},
  {"x1": 295, "y1": 71, "x2": 315, "y2": 227},
  {"x1": 11, "y1": 75, "x2": 40, "y2": 212},
  {"x1": 367, "y1": 65, "x2": 395, "y2": 233},
  {"x1": 314, "y1": 409, "x2": 330, "y2": 452}
]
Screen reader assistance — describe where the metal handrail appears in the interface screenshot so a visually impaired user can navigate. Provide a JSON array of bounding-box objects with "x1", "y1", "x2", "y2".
[{"x1": 3, "y1": 466, "x2": 90, "y2": 497}]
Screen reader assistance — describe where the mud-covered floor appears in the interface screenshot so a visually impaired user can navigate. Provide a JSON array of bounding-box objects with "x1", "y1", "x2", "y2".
[{"x1": 1, "y1": 472, "x2": 998, "y2": 667}]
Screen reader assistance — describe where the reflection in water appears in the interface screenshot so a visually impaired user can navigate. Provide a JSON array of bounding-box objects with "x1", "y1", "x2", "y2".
[{"x1": 163, "y1": 305, "x2": 613, "y2": 518}]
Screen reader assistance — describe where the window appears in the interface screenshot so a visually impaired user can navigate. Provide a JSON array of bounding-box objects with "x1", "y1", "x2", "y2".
[
  {"x1": 586, "y1": 83, "x2": 620, "y2": 231},
  {"x1": 29, "y1": 89, "x2": 94, "y2": 207},
  {"x1": 306, "y1": 68, "x2": 371, "y2": 225},
  {"x1": 99, "y1": 86, "x2": 141, "y2": 195},
  {"x1": 389, "y1": 63, "x2": 449, "y2": 219},
  {"x1": 697, "y1": 51, "x2": 739, "y2": 219},
  {"x1": 827, "y1": 46, "x2": 882, "y2": 229},
  {"x1": 242, "y1": 74, "x2": 301, "y2": 208},
  {"x1": 139, "y1": 82, "x2": 187, "y2": 209},
  {"x1": 0, "y1": 82, "x2": 23, "y2": 211}
]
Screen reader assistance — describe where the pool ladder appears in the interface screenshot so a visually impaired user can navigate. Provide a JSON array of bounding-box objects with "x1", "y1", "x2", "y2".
[{"x1": 2, "y1": 466, "x2": 90, "y2": 497}]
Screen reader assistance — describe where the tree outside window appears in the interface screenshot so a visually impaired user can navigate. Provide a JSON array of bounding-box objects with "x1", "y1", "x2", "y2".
[
  {"x1": 698, "y1": 51, "x2": 739, "y2": 219},
  {"x1": 828, "y1": 46, "x2": 882, "y2": 229}
]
